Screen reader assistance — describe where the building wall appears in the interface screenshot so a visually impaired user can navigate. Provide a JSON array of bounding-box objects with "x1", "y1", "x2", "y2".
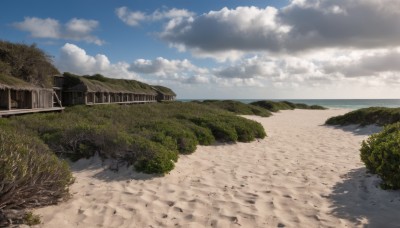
[{"x1": 0, "y1": 89, "x2": 9, "y2": 109}]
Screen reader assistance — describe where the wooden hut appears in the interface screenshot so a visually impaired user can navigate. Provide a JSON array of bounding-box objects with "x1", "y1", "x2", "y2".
[
  {"x1": 0, "y1": 74, "x2": 63, "y2": 116},
  {"x1": 61, "y1": 73, "x2": 158, "y2": 106},
  {"x1": 152, "y1": 85, "x2": 176, "y2": 102}
]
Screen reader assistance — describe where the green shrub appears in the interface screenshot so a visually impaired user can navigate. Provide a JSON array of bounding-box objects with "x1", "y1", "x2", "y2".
[
  {"x1": 0, "y1": 127, "x2": 73, "y2": 223},
  {"x1": 190, "y1": 116, "x2": 238, "y2": 142},
  {"x1": 128, "y1": 136, "x2": 178, "y2": 174},
  {"x1": 360, "y1": 122, "x2": 400, "y2": 189},
  {"x1": 197, "y1": 100, "x2": 272, "y2": 117},
  {"x1": 251, "y1": 100, "x2": 326, "y2": 112},
  {"x1": 251, "y1": 100, "x2": 293, "y2": 112},
  {"x1": 233, "y1": 121, "x2": 254, "y2": 142},
  {"x1": 326, "y1": 107, "x2": 400, "y2": 126},
  {"x1": 6, "y1": 102, "x2": 267, "y2": 175},
  {"x1": 138, "y1": 120, "x2": 198, "y2": 154},
  {"x1": 184, "y1": 122, "x2": 215, "y2": 145},
  {"x1": 309, "y1": 105, "x2": 326, "y2": 110}
]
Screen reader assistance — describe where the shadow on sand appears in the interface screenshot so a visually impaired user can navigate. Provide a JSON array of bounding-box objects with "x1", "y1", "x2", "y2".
[
  {"x1": 69, "y1": 155, "x2": 160, "y2": 181},
  {"x1": 328, "y1": 168, "x2": 400, "y2": 227}
]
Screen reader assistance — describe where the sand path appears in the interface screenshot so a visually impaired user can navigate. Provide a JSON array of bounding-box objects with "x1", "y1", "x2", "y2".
[{"x1": 34, "y1": 109, "x2": 400, "y2": 228}]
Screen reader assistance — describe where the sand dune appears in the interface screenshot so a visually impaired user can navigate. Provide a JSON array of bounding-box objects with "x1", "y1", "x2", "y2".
[{"x1": 34, "y1": 109, "x2": 400, "y2": 227}]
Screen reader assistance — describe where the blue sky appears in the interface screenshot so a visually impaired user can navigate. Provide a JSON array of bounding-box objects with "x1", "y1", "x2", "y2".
[{"x1": 1, "y1": 0, "x2": 400, "y2": 99}]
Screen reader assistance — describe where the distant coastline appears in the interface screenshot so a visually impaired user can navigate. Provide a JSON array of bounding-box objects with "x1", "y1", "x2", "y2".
[{"x1": 178, "y1": 99, "x2": 400, "y2": 110}]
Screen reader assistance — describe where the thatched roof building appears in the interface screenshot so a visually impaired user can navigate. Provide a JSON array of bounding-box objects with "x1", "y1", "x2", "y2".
[
  {"x1": 152, "y1": 85, "x2": 176, "y2": 101},
  {"x1": 0, "y1": 74, "x2": 41, "y2": 91},
  {"x1": 62, "y1": 73, "x2": 159, "y2": 105},
  {"x1": 0, "y1": 74, "x2": 55, "y2": 111}
]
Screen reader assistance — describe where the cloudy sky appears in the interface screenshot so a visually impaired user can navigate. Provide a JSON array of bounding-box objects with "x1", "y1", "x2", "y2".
[{"x1": 1, "y1": 0, "x2": 400, "y2": 99}]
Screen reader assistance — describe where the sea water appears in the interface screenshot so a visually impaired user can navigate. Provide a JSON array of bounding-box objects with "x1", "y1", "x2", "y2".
[{"x1": 178, "y1": 99, "x2": 400, "y2": 110}]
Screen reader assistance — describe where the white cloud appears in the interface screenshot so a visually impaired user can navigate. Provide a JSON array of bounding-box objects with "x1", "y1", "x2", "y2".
[
  {"x1": 13, "y1": 17, "x2": 104, "y2": 45},
  {"x1": 57, "y1": 43, "x2": 137, "y2": 79},
  {"x1": 323, "y1": 49, "x2": 400, "y2": 77},
  {"x1": 13, "y1": 17, "x2": 60, "y2": 38},
  {"x1": 57, "y1": 44, "x2": 211, "y2": 86},
  {"x1": 129, "y1": 57, "x2": 208, "y2": 77},
  {"x1": 159, "y1": 0, "x2": 400, "y2": 60},
  {"x1": 116, "y1": 6, "x2": 194, "y2": 27}
]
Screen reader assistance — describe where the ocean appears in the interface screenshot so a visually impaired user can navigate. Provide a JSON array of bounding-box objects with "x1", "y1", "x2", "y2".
[{"x1": 177, "y1": 99, "x2": 400, "y2": 110}]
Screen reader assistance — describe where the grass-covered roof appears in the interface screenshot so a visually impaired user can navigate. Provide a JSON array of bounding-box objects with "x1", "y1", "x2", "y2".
[
  {"x1": 0, "y1": 74, "x2": 49, "y2": 91},
  {"x1": 63, "y1": 73, "x2": 158, "y2": 95},
  {"x1": 152, "y1": 85, "x2": 176, "y2": 96}
]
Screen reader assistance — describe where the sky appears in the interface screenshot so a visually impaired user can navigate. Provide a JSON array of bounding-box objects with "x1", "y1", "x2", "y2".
[{"x1": 1, "y1": 0, "x2": 400, "y2": 99}]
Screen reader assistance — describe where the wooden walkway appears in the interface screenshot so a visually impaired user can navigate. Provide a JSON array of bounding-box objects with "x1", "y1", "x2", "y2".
[{"x1": 0, "y1": 107, "x2": 64, "y2": 117}]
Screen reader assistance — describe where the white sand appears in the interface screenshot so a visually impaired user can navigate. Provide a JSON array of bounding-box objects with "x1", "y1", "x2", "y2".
[{"x1": 34, "y1": 109, "x2": 400, "y2": 228}]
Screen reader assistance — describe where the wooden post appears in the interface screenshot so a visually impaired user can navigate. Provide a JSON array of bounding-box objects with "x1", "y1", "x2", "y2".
[
  {"x1": 84, "y1": 92, "x2": 88, "y2": 105},
  {"x1": 7, "y1": 89, "x2": 11, "y2": 110}
]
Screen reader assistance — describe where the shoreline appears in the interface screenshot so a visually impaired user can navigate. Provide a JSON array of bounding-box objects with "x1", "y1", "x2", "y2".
[{"x1": 33, "y1": 109, "x2": 400, "y2": 227}]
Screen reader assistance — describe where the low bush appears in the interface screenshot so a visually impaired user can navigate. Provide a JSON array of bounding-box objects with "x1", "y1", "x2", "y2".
[
  {"x1": 183, "y1": 121, "x2": 215, "y2": 145},
  {"x1": 360, "y1": 122, "x2": 400, "y2": 189},
  {"x1": 326, "y1": 107, "x2": 400, "y2": 126},
  {"x1": 250, "y1": 100, "x2": 292, "y2": 112},
  {"x1": 196, "y1": 100, "x2": 272, "y2": 117},
  {"x1": 6, "y1": 102, "x2": 266, "y2": 175},
  {"x1": 0, "y1": 127, "x2": 73, "y2": 225},
  {"x1": 138, "y1": 120, "x2": 198, "y2": 154},
  {"x1": 251, "y1": 100, "x2": 326, "y2": 112},
  {"x1": 189, "y1": 114, "x2": 266, "y2": 142},
  {"x1": 128, "y1": 136, "x2": 178, "y2": 174}
]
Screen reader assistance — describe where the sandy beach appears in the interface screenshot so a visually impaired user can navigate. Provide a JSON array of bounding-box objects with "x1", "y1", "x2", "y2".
[{"x1": 33, "y1": 109, "x2": 400, "y2": 228}]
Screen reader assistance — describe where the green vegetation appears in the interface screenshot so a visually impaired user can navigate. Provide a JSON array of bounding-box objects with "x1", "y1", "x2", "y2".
[
  {"x1": 325, "y1": 107, "x2": 400, "y2": 126},
  {"x1": 5, "y1": 102, "x2": 266, "y2": 174},
  {"x1": 0, "y1": 73, "x2": 36, "y2": 89},
  {"x1": 360, "y1": 123, "x2": 400, "y2": 189},
  {"x1": 326, "y1": 107, "x2": 400, "y2": 190},
  {"x1": 0, "y1": 126, "x2": 73, "y2": 225},
  {"x1": 193, "y1": 100, "x2": 272, "y2": 117},
  {"x1": 23, "y1": 212, "x2": 41, "y2": 226},
  {"x1": 250, "y1": 100, "x2": 326, "y2": 112},
  {"x1": 0, "y1": 40, "x2": 59, "y2": 88},
  {"x1": 63, "y1": 72, "x2": 158, "y2": 95}
]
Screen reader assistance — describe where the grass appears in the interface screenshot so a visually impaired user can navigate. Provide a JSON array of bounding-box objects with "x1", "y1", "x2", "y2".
[{"x1": 63, "y1": 72, "x2": 158, "y2": 95}]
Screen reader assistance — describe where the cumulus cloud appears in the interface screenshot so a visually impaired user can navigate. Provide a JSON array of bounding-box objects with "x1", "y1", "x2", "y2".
[
  {"x1": 116, "y1": 6, "x2": 194, "y2": 27},
  {"x1": 13, "y1": 17, "x2": 60, "y2": 38},
  {"x1": 212, "y1": 46, "x2": 400, "y2": 90},
  {"x1": 129, "y1": 57, "x2": 208, "y2": 77},
  {"x1": 57, "y1": 43, "x2": 211, "y2": 85},
  {"x1": 159, "y1": 0, "x2": 400, "y2": 59},
  {"x1": 57, "y1": 43, "x2": 137, "y2": 79},
  {"x1": 323, "y1": 49, "x2": 400, "y2": 77},
  {"x1": 13, "y1": 17, "x2": 104, "y2": 45}
]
